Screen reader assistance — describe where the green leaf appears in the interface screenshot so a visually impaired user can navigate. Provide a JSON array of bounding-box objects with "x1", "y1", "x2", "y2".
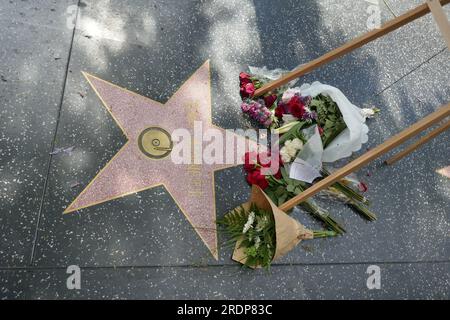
[
  {"x1": 280, "y1": 167, "x2": 292, "y2": 184},
  {"x1": 266, "y1": 190, "x2": 275, "y2": 201},
  {"x1": 325, "y1": 119, "x2": 334, "y2": 129},
  {"x1": 278, "y1": 194, "x2": 287, "y2": 206},
  {"x1": 275, "y1": 186, "x2": 285, "y2": 196}
]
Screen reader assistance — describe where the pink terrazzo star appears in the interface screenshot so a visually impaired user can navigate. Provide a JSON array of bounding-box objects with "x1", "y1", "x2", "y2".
[
  {"x1": 65, "y1": 60, "x2": 257, "y2": 259},
  {"x1": 437, "y1": 166, "x2": 450, "y2": 178}
]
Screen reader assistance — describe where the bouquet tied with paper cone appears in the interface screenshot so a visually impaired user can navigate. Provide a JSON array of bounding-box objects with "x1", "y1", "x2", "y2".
[{"x1": 218, "y1": 185, "x2": 334, "y2": 269}]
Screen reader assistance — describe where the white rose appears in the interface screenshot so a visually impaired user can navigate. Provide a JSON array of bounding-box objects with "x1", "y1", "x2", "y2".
[
  {"x1": 291, "y1": 138, "x2": 303, "y2": 150},
  {"x1": 286, "y1": 145, "x2": 298, "y2": 158},
  {"x1": 281, "y1": 154, "x2": 291, "y2": 163},
  {"x1": 280, "y1": 147, "x2": 291, "y2": 163}
]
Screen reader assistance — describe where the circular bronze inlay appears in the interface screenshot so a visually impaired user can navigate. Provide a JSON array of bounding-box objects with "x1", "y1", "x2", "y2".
[{"x1": 138, "y1": 127, "x2": 172, "y2": 159}]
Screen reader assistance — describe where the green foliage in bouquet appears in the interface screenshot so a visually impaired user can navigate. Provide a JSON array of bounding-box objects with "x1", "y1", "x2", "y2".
[
  {"x1": 309, "y1": 94, "x2": 347, "y2": 147},
  {"x1": 217, "y1": 204, "x2": 276, "y2": 269},
  {"x1": 217, "y1": 203, "x2": 337, "y2": 269}
]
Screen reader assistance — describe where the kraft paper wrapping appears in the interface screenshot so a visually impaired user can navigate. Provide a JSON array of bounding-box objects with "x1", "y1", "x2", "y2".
[{"x1": 232, "y1": 185, "x2": 314, "y2": 268}]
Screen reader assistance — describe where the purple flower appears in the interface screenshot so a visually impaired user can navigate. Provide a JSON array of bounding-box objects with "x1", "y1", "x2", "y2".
[
  {"x1": 302, "y1": 110, "x2": 317, "y2": 121},
  {"x1": 241, "y1": 99, "x2": 273, "y2": 128},
  {"x1": 301, "y1": 95, "x2": 312, "y2": 106},
  {"x1": 241, "y1": 102, "x2": 251, "y2": 112}
]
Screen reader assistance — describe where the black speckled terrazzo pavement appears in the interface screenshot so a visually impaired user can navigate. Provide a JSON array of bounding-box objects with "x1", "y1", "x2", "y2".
[{"x1": 0, "y1": 0, "x2": 449, "y2": 299}]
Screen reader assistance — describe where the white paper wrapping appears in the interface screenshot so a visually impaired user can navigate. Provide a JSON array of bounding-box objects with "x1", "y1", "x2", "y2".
[
  {"x1": 298, "y1": 82, "x2": 369, "y2": 162},
  {"x1": 246, "y1": 66, "x2": 370, "y2": 163},
  {"x1": 289, "y1": 125, "x2": 323, "y2": 183},
  {"x1": 248, "y1": 65, "x2": 301, "y2": 87}
]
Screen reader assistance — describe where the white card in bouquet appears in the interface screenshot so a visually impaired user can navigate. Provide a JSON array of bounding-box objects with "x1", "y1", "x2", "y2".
[
  {"x1": 289, "y1": 125, "x2": 323, "y2": 183},
  {"x1": 289, "y1": 158, "x2": 322, "y2": 184}
]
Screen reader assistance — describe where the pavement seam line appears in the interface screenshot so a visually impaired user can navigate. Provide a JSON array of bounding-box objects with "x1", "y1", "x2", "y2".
[
  {"x1": 383, "y1": 0, "x2": 398, "y2": 18},
  {"x1": 3, "y1": 259, "x2": 449, "y2": 272},
  {"x1": 375, "y1": 46, "x2": 447, "y2": 96},
  {"x1": 29, "y1": 0, "x2": 82, "y2": 266}
]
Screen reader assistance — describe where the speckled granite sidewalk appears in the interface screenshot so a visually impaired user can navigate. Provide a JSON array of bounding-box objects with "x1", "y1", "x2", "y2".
[{"x1": 0, "y1": 0, "x2": 448, "y2": 299}]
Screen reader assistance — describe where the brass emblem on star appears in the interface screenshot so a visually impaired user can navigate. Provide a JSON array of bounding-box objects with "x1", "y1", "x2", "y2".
[{"x1": 138, "y1": 127, "x2": 173, "y2": 159}]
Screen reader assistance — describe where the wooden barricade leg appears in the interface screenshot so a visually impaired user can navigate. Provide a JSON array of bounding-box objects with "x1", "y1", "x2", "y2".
[
  {"x1": 385, "y1": 120, "x2": 450, "y2": 165},
  {"x1": 428, "y1": 0, "x2": 450, "y2": 49}
]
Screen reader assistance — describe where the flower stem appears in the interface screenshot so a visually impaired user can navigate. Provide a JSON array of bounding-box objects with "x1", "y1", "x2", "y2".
[
  {"x1": 321, "y1": 168, "x2": 369, "y2": 205},
  {"x1": 300, "y1": 200, "x2": 346, "y2": 234},
  {"x1": 347, "y1": 201, "x2": 377, "y2": 221},
  {"x1": 313, "y1": 230, "x2": 338, "y2": 238},
  {"x1": 274, "y1": 121, "x2": 300, "y2": 135},
  {"x1": 320, "y1": 168, "x2": 376, "y2": 221}
]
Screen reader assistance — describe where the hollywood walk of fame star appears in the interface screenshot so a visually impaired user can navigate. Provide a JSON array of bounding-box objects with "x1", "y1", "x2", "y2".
[{"x1": 64, "y1": 60, "x2": 258, "y2": 259}]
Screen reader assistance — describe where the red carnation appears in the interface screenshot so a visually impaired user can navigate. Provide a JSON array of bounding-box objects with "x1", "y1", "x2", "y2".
[
  {"x1": 244, "y1": 83, "x2": 255, "y2": 96},
  {"x1": 258, "y1": 152, "x2": 282, "y2": 177},
  {"x1": 246, "y1": 169, "x2": 269, "y2": 190},
  {"x1": 243, "y1": 151, "x2": 258, "y2": 172},
  {"x1": 287, "y1": 95, "x2": 305, "y2": 119},
  {"x1": 239, "y1": 72, "x2": 252, "y2": 84},
  {"x1": 240, "y1": 82, "x2": 255, "y2": 99},
  {"x1": 264, "y1": 94, "x2": 277, "y2": 108},
  {"x1": 258, "y1": 151, "x2": 272, "y2": 168}
]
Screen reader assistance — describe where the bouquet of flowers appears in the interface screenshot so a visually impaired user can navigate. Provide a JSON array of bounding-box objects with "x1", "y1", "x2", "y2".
[
  {"x1": 218, "y1": 69, "x2": 380, "y2": 268},
  {"x1": 238, "y1": 70, "x2": 378, "y2": 227},
  {"x1": 218, "y1": 185, "x2": 335, "y2": 269}
]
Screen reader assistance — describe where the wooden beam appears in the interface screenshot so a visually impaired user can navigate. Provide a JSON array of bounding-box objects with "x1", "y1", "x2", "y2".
[
  {"x1": 385, "y1": 119, "x2": 450, "y2": 165},
  {"x1": 278, "y1": 103, "x2": 450, "y2": 211},
  {"x1": 428, "y1": 0, "x2": 450, "y2": 50},
  {"x1": 254, "y1": 0, "x2": 450, "y2": 97}
]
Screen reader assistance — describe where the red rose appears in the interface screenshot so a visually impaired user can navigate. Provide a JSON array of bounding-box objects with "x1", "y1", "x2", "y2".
[
  {"x1": 275, "y1": 103, "x2": 285, "y2": 119},
  {"x1": 239, "y1": 72, "x2": 251, "y2": 84},
  {"x1": 244, "y1": 83, "x2": 255, "y2": 96},
  {"x1": 240, "y1": 82, "x2": 255, "y2": 99},
  {"x1": 258, "y1": 151, "x2": 281, "y2": 167},
  {"x1": 246, "y1": 170, "x2": 269, "y2": 190},
  {"x1": 258, "y1": 152, "x2": 272, "y2": 168},
  {"x1": 258, "y1": 152, "x2": 282, "y2": 179},
  {"x1": 244, "y1": 151, "x2": 283, "y2": 189},
  {"x1": 239, "y1": 73, "x2": 252, "y2": 99},
  {"x1": 274, "y1": 170, "x2": 282, "y2": 180},
  {"x1": 240, "y1": 87, "x2": 248, "y2": 99},
  {"x1": 287, "y1": 96, "x2": 305, "y2": 119},
  {"x1": 243, "y1": 151, "x2": 258, "y2": 172},
  {"x1": 264, "y1": 94, "x2": 277, "y2": 108}
]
